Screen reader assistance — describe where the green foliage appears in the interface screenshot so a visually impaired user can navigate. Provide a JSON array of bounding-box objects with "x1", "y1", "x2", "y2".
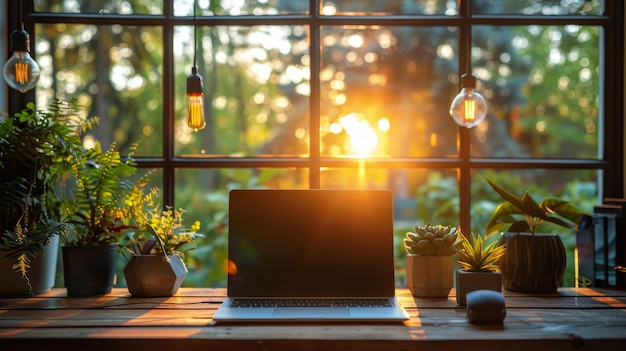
[
  {"x1": 123, "y1": 182, "x2": 202, "y2": 259},
  {"x1": 415, "y1": 173, "x2": 458, "y2": 225},
  {"x1": 60, "y1": 141, "x2": 140, "y2": 246},
  {"x1": 404, "y1": 224, "x2": 462, "y2": 256},
  {"x1": 457, "y1": 232, "x2": 506, "y2": 272},
  {"x1": 484, "y1": 177, "x2": 589, "y2": 237},
  {"x1": 0, "y1": 101, "x2": 82, "y2": 282}
]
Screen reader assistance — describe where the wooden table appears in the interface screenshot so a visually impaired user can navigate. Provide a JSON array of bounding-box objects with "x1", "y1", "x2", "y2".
[{"x1": 1, "y1": 287, "x2": 625, "y2": 351}]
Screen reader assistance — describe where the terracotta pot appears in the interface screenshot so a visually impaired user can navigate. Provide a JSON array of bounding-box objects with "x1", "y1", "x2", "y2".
[
  {"x1": 0, "y1": 235, "x2": 59, "y2": 296},
  {"x1": 124, "y1": 254, "x2": 188, "y2": 297},
  {"x1": 406, "y1": 254, "x2": 454, "y2": 297},
  {"x1": 498, "y1": 232, "x2": 566, "y2": 293},
  {"x1": 455, "y1": 269, "x2": 502, "y2": 306},
  {"x1": 62, "y1": 244, "x2": 118, "y2": 297}
]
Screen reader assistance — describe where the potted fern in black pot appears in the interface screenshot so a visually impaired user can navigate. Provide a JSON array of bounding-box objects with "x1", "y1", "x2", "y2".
[
  {"x1": 485, "y1": 178, "x2": 588, "y2": 293},
  {"x1": 59, "y1": 140, "x2": 140, "y2": 296},
  {"x1": 0, "y1": 102, "x2": 80, "y2": 295}
]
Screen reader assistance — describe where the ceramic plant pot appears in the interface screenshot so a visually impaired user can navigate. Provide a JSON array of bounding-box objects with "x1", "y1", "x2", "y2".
[
  {"x1": 0, "y1": 235, "x2": 59, "y2": 296},
  {"x1": 124, "y1": 254, "x2": 188, "y2": 297},
  {"x1": 455, "y1": 269, "x2": 502, "y2": 306},
  {"x1": 498, "y1": 232, "x2": 566, "y2": 293},
  {"x1": 406, "y1": 254, "x2": 454, "y2": 297},
  {"x1": 62, "y1": 244, "x2": 118, "y2": 297}
]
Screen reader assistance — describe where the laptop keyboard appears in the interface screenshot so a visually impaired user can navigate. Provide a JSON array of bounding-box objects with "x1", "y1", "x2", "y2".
[{"x1": 230, "y1": 298, "x2": 392, "y2": 308}]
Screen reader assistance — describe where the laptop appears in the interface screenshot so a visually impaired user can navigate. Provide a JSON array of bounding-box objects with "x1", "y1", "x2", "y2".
[{"x1": 212, "y1": 189, "x2": 409, "y2": 322}]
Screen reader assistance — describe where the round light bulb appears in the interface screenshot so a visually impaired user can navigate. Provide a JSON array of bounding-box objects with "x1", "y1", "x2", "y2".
[
  {"x1": 449, "y1": 87, "x2": 487, "y2": 128},
  {"x1": 3, "y1": 51, "x2": 41, "y2": 93},
  {"x1": 4, "y1": 27, "x2": 41, "y2": 93},
  {"x1": 449, "y1": 73, "x2": 487, "y2": 128}
]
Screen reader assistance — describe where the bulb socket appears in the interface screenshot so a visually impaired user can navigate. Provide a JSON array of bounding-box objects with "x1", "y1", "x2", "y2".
[
  {"x1": 186, "y1": 67, "x2": 204, "y2": 95},
  {"x1": 10, "y1": 27, "x2": 30, "y2": 53},
  {"x1": 460, "y1": 73, "x2": 477, "y2": 89}
]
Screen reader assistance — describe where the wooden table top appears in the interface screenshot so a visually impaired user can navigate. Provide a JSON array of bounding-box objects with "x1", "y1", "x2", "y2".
[{"x1": 1, "y1": 287, "x2": 625, "y2": 351}]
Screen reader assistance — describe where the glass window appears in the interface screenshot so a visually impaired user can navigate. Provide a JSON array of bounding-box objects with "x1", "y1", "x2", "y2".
[
  {"x1": 36, "y1": 24, "x2": 164, "y2": 156},
  {"x1": 11, "y1": 0, "x2": 619, "y2": 288},
  {"x1": 472, "y1": 25, "x2": 601, "y2": 159},
  {"x1": 174, "y1": 25, "x2": 310, "y2": 157}
]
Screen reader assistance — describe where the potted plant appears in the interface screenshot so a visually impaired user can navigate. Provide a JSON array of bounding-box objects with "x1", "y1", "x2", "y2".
[
  {"x1": 0, "y1": 101, "x2": 81, "y2": 295},
  {"x1": 455, "y1": 232, "x2": 506, "y2": 306},
  {"x1": 404, "y1": 224, "x2": 462, "y2": 297},
  {"x1": 59, "y1": 140, "x2": 140, "y2": 296},
  {"x1": 122, "y1": 186, "x2": 201, "y2": 297},
  {"x1": 484, "y1": 177, "x2": 588, "y2": 293}
]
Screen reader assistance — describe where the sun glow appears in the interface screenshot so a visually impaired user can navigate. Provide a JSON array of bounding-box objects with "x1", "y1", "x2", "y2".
[{"x1": 338, "y1": 113, "x2": 380, "y2": 156}]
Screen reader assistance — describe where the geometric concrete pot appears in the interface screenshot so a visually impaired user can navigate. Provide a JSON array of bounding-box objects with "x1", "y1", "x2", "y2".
[{"x1": 124, "y1": 254, "x2": 188, "y2": 297}]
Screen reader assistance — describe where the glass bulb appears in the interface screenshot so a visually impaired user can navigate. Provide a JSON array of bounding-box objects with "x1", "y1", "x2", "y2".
[
  {"x1": 187, "y1": 93, "x2": 206, "y2": 131},
  {"x1": 186, "y1": 67, "x2": 205, "y2": 131},
  {"x1": 3, "y1": 51, "x2": 40, "y2": 93},
  {"x1": 449, "y1": 87, "x2": 487, "y2": 128}
]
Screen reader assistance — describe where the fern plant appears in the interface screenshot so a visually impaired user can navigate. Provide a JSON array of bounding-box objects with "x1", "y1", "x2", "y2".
[
  {"x1": 59, "y1": 140, "x2": 140, "y2": 246},
  {"x1": 457, "y1": 232, "x2": 506, "y2": 272},
  {"x1": 0, "y1": 101, "x2": 83, "y2": 281}
]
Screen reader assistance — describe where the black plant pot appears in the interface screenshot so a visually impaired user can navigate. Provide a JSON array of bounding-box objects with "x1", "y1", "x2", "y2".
[
  {"x1": 455, "y1": 269, "x2": 502, "y2": 306},
  {"x1": 62, "y1": 244, "x2": 118, "y2": 297},
  {"x1": 498, "y1": 232, "x2": 566, "y2": 293}
]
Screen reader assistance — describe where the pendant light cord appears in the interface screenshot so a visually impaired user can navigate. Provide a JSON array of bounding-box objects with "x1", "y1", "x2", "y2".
[
  {"x1": 464, "y1": 0, "x2": 472, "y2": 74},
  {"x1": 193, "y1": 0, "x2": 197, "y2": 69},
  {"x1": 19, "y1": 0, "x2": 24, "y2": 28}
]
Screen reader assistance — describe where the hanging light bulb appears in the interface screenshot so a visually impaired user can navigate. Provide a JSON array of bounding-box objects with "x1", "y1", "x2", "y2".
[
  {"x1": 3, "y1": 23, "x2": 40, "y2": 93},
  {"x1": 186, "y1": 66, "x2": 206, "y2": 131},
  {"x1": 185, "y1": 0, "x2": 205, "y2": 132},
  {"x1": 449, "y1": 73, "x2": 487, "y2": 128}
]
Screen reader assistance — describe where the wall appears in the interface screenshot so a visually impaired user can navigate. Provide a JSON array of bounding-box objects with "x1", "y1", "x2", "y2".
[{"x1": 0, "y1": 0, "x2": 6, "y2": 115}]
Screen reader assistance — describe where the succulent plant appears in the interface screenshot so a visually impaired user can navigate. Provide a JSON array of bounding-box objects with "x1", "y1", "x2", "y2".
[
  {"x1": 457, "y1": 232, "x2": 506, "y2": 272},
  {"x1": 404, "y1": 224, "x2": 462, "y2": 256}
]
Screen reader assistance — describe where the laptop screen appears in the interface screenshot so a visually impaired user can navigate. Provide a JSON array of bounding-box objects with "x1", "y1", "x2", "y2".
[{"x1": 227, "y1": 189, "x2": 396, "y2": 298}]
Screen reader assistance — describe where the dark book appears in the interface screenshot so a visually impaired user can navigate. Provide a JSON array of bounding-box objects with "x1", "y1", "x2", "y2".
[{"x1": 592, "y1": 201, "x2": 626, "y2": 288}]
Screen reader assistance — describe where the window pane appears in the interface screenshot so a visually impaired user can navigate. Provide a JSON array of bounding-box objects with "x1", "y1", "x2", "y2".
[
  {"x1": 35, "y1": 24, "x2": 164, "y2": 157},
  {"x1": 35, "y1": 0, "x2": 164, "y2": 14},
  {"x1": 174, "y1": 25, "x2": 310, "y2": 157},
  {"x1": 321, "y1": 168, "x2": 459, "y2": 222},
  {"x1": 473, "y1": 0, "x2": 604, "y2": 15},
  {"x1": 175, "y1": 168, "x2": 309, "y2": 287},
  {"x1": 320, "y1": 26, "x2": 459, "y2": 158},
  {"x1": 473, "y1": 25, "x2": 601, "y2": 158},
  {"x1": 471, "y1": 169, "x2": 599, "y2": 287},
  {"x1": 174, "y1": 0, "x2": 308, "y2": 16},
  {"x1": 320, "y1": 0, "x2": 455, "y2": 15}
]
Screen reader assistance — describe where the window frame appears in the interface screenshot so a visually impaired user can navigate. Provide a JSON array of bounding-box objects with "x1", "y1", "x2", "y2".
[{"x1": 5, "y1": 0, "x2": 624, "y2": 235}]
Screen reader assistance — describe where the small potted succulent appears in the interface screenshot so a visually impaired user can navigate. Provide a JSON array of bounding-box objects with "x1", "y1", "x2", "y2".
[
  {"x1": 484, "y1": 177, "x2": 588, "y2": 293},
  {"x1": 404, "y1": 224, "x2": 462, "y2": 297},
  {"x1": 122, "y1": 185, "x2": 201, "y2": 297},
  {"x1": 455, "y1": 232, "x2": 507, "y2": 306}
]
